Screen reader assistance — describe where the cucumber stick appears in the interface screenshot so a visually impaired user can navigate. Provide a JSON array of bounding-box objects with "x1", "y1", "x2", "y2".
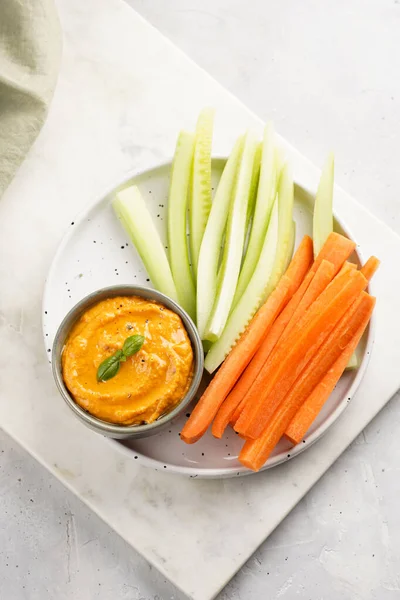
[
  {"x1": 204, "y1": 131, "x2": 259, "y2": 342},
  {"x1": 313, "y1": 152, "x2": 334, "y2": 258},
  {"x1": 312, "y1": 153, "x2": 357, "y2": 369},
  {"x1": 196, "y1": 137, "x2": 244, "y2": 338},
  {"x1": 113, "y1": 186, "x2": 178, "y2": 303},
  {"x1": 205, "y1": 197, "x2": 279, "y2": 373},
  {"x1": 233, "y1": 123, "x2": 277, "y2": 307},
  {"x1": 167, "y1": 131, "x2": 196, "y2": 319},
  {"x1": 264, "y1": 163, "x2": 294, "y2": 298},
  {"x1": 245, "y1": 142, "x2": 262, "y2": 231},
  {"x1": 190, "y1": 108, "x2": 215, "y2": 278},
  {"x1": 283, "y1": 221, "x2": 296, "y2": 272}
]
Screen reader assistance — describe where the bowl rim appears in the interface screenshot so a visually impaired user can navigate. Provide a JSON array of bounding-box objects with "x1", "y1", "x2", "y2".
[{"x1": 51, "y1": 284, "x2": 204, "y2": 438}]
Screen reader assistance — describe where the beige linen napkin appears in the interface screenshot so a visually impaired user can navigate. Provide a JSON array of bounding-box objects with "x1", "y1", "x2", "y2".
[{"x1": 0, "y1": 0, "x2": 61, "y2": 197}]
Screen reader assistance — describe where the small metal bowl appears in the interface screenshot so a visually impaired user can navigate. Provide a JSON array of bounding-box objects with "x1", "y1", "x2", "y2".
[{"x1": 52, "y1": 285, "x2": 204, "y2": 439}]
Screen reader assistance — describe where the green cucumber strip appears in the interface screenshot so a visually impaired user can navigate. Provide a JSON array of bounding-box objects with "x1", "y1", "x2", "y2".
[
  {"x1": 190, "y1": 108, "x2": 215, "y2": 278},
  {"x1": 283, "y1": 220, "x2": 296, "y2": 273},
  {"x1": 205, "y1": 197, "x2": 279, "y2": 373},
  {"x1": 204, "y1": 131, "x2": 259, "y2": 342},
  {"x1": 312, "y1": 153, "x2": 358, "y2": 368},
  {"x1": 245, "y1": 141, "x2": 262, "y2": 231},
  {"x1": 167, "y1": 130, "x2": 196, "y2": 319},
  {"x1": 313, "y1": 152, "x2": 334, "y2": 258},
  {"x1": 233, "y1": 123, "x2": 277, "y2": 307},
  {"x1": 196, "y1": 137, "x2": 244, "y2": 338},
  {"x1": 113, "y1": 186, "x2": 178, "y2": 302},
  {"x1": 275, "y1": 145, "x2": 286, "y2": 179},
  {"x1": 264, "y1": 163, "x2": 294, "y2": 298}
]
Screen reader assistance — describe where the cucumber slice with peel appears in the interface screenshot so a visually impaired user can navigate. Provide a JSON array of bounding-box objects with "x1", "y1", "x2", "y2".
[
  {"x1": 196, "y1": 137, "x2": 244, "y2": 338},
  {"x1": 245, "y1": 142, "x2": 262, "y2": 231},
  {"x1": 313, "y1": 152, "x2": 334, "y2": 258},
  {"x1": 204, "y1": 131, "x2": 259, "y2": 342},
  {"x1": 283, "y1": 221, "x2": 296, "y2": 273},
  {"x1": 190, "y1": 108, "x2": 215, "y2": 278},
  {"x1": 233, "y1": 123, "x2": 277, "y2": 307},
  {"x1": 205, "y1": 197, "x2": 279, "y2": 373},
  {"x1": 113, "y1": 186, "x2": 178, "y2": 302},
  {"x1": 264, "y1": 163, "x2": 295, "y2": 298},
  {"x1": 167, "y1": 131, "x2": 196, "y2": 319}
]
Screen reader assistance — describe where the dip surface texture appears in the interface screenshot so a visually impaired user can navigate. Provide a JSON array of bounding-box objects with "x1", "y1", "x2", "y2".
[{"x1": 62, "y1": 296, "x2": 194, "y2": 425}]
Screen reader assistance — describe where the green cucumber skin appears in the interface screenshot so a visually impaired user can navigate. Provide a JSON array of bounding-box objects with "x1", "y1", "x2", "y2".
[
  {"x1": 245, "y1": 142, "x2": 262, "y2": 232},
  {"x1": 204, "y1": 131, "x2": 259, "y2": 342},
  {"x1": 113, "y1": 187, "x2": 178, "y2": 303},
  {"x1": 196, "y1": 137, "x2": 244, "y2": 339},
  {"x1": 264, "y1": 163, "x2": 294, "y2": 297},
  {"x1": 283, "y1": 221, "x2": 296, "y2": 273},
  {"x1": 233, "y1": 123, "x2": 277, "y2": 308},
  {"x1": 313, "y1": 153, "x2": 358, "y2": 368},
  {"x1": 168, "y1": 131, "x2": 196, "y2": 319},
  {"x1": 190, "y1": 108, "x2": 215, "y2": 279},
  {"x1": 205, "y1": 197, "x2": 279, "y2": 373}
]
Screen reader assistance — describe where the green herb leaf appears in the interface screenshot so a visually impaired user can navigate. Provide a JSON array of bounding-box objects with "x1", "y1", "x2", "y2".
[
  {"x1": 97, "y1": 353, "x2": 122, "y2": 382},
  {"x1": 122, "y1": 335, "x2": 145, "y2": 358},
  {"x1": 96, "y1": 335, "x2": 145, "y2": 383}
]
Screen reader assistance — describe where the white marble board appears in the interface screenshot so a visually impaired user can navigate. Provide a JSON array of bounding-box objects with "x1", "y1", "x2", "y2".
[{"x1": 0, "y1": 0, "x2": 399, "y2": 599}]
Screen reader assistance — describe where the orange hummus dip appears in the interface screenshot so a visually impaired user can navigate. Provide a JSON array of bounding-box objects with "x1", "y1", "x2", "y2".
[{"x1": 62, "y1": 296, "x2": 194, "y2": 425}]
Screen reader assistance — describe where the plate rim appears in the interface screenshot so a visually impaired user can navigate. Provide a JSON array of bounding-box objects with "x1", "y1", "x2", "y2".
[{"x1": 43, "y1": 159, "x2": 375, "y2": 479}]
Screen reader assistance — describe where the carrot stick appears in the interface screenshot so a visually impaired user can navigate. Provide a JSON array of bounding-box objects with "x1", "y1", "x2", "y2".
[
  {"x1": 230, "y1": 391, "x2": 249, "y2": 426},
  {"x1": 212, "y1": 259, "x2": 334, "y2": 438},
  {"x1": 231, "y1": 265, "x2": 353, "y2": 427},
  {"x1": 338, "y1": 261, "x2": 357, "y2": 275},
  {"x1": 235, "y1": 267, "x2": 361, "y2": 436},
  {"x1": 236, "y1": 257, "x2": 378, "y2": 437},
  {"x1": 285, "y1": 297, "x2": 376, "y2": 445},
  {"x1": 235, "y1": 268, "x2": 367, "y2": 439},
  {"x1": 284, "y1": 235, "x2": 314, "y2": 296},
  {"x1": 239, "y1": 293, "x2": 375, "y2": 471},
  {"x1": 181, "y1": 277, "x2": 291, "y2": 444},
  {"x1": 223, "y1": 237, "x2": 356, "y2": 431},
  {"x1": 180, "y1": 237, "x2": 313, "y2": 444},
  {"x1": 360, "y1": 256, "x2": 380, "y2": 281},
  {"x1": 313, "y1": 232, "x2": 356, "y2": 275},
  {"x1": 281, "y1": 259, "x2": 335, "y2": 341}
]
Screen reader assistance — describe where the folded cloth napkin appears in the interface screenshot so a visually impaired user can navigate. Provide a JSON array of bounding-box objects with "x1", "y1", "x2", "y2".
[{"x1": 0, "y1": 0, "x2": 61, "y2": 197}]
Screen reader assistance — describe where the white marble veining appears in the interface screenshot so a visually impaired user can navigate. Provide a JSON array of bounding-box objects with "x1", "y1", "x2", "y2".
[{"x1": 1, "y1": 0, "x2": 400, "y2": 599}]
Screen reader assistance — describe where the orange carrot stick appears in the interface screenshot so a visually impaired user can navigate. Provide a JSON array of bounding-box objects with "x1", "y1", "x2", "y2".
[
  {"x1": 280, "y1": 259, "x2": 335, "y2": 341},
  {"x1": 212, "y1": 259, "x2": 334, "y2": 438},
  {"x1": 180, "y1": 237, "x2": 313, "y2": 444},
  {"x1": 235, "y1": 267, "x2": 361, "y2": 436},
  {"x1": 338, "y1": 261, "x2": 357, "y2": 275},
  {"x1": 227, "y1": 270, "x2": 316, "y2": 425},
  {"x1": 235, "y1": 268, "x2": 367, "y2": 439},
  {"x1": 239, "y1": 293, "x2": 375, "y2": 471},
  {"x1": 313, "y1": 232, "x2": 356, "y2": 275},
  {"x1": 223, "y1": 237, "x2": 356, "y2": 430},
  {"x1": 360, "y1": 256, "x2": 380, "y2": 281},
  {"x1": 181, "y1": 277, "x2": 291, "y2": 444},
  {"x1": 283, "y1": 236, "x2": 314, "y2": 296},
  {"x1": 230, "y1": 267, "x2": 351, "y2": 429},
  {"x1": 285, "y1": 298, "x2": 376, "y2": 445}
]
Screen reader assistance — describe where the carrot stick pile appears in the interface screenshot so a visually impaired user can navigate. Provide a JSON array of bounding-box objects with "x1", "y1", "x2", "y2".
[{"x1": 181, "y1": 232, "x2": 379, "y2": 471}]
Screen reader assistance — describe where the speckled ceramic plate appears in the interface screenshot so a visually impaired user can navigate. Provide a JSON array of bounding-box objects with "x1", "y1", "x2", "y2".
[{"x1": 43, "y1": 160, "x2": 374, "y2": 479}]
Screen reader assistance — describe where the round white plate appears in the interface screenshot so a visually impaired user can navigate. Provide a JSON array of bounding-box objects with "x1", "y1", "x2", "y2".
[{"x1": 43, "y1": 160, "x2": 373, "y2": 479}]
